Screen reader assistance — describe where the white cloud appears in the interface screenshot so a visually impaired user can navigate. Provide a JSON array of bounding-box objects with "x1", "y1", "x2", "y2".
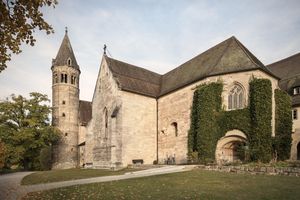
[{"x1": 1, "y1": 0, "x2": 300, "y2": 102}]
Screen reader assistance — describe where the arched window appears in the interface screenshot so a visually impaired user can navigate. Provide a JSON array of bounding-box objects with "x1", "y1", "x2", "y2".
[
  {"x1": 71, "y1": 75, "x2": 76, "y2": 85},
  {"x1": 67, "y1": 58, "x2": 72, "y2": 66},
  {"x1": 228, "y1": 84, "x2": 244, "y2": 110},
  {"x1": 64, "y1": 74, "x2": 68, "y2": 83},
  {"x1": 60, "y1": 73, "x2": 68, "y2": 83},
  {"x1": 53, "y1": 73, "x2": 58, "y2": 84},
  {"x1": 171, "y1": 122, "x2": 178, "y2": 137}
]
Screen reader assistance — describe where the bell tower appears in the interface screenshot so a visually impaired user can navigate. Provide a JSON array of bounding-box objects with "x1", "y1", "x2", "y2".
[{"x1": 51, "y1": 28, "x2": 80, "y2": 169}]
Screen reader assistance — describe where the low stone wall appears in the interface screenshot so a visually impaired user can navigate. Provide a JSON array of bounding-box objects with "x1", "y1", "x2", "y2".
[{"x1": 197, "y1": 165, "x2": 300, "y2": 177}]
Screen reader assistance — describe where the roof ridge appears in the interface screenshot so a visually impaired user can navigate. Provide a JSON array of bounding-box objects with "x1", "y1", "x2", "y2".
[
  {"x1": 111, "y1": 72, "x2": 161, "y2": 86},
  {"x1": 162, "y1": 37, "x2": 234, "y2": 76},
  {"x1": 106, "y1": 56, "x2": 162, "y2": 76},
  {"x1": 267, "y1": 52, "x2": 300, "y2": 67}
]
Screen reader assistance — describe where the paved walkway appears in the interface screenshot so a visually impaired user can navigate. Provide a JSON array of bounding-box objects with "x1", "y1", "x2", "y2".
[{"x1": 0, "y1": 165, "x2": 195, "y2": 200}]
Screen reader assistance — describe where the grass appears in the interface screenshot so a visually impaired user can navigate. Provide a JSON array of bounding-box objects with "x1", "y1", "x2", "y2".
[
  {"x1": 23, "y1": 169, "x2": 300, "y2": 200},
  {"x1": 21, "y1": 168, "x2": 139, "y2": 185}
]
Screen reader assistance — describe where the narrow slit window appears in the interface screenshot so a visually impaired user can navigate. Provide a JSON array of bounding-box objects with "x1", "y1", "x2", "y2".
[
  {"x1": 64, "y1": 74, "x2": 68, "y2": 83},
  {"x1": 293, "y1": 109, "x2": 298, "y2": 120}
]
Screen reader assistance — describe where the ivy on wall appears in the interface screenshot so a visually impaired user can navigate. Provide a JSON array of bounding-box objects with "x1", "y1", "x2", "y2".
[
  {"x1": 249, "y1": 78, "x2": 273, "y2": 162},
  {"x1": 188, "y1": 78, "x2": 285, "y2": 164},
  {"x1": 274, "y1": 89, "x2": 292, "y2": 161},
  {"x1": 188, "y1": 82, "x2": 222, "y2": 162}
]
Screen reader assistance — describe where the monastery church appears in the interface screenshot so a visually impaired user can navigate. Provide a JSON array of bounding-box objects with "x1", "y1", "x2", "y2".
[{"x1": 51, "y1": 30, "x2": 300, "y2": 169}]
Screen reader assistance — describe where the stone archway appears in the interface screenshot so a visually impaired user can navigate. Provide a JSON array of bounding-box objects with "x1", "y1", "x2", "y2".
[{"x1": 216, "y1": 129, "x2": 247, "y2": 165}]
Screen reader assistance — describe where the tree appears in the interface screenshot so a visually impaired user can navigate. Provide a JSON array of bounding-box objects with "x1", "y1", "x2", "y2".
[
  {"x1": 0, "y1": 0, "x2": 57, "y2": 72},
  {"x1": 0, "y1": 139, "x2": 7, "y2": 169},
  {"x1": 0, "y1": 92, "x2": 60, "y2": 170}
]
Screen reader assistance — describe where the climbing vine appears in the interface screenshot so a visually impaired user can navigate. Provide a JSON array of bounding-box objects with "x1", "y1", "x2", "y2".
[
  {"x1": 188, "y1": 78, "x2": 276, "y2": 164},
  {"x1": 188, "y1": 82, "x2": 223, "y2": 163},
  {"x1": 249, "y1": 78, "x2": 272, "y2": 162},
  {"x1": 274, "y1": 89, "x2": 292, "y2": 161}
]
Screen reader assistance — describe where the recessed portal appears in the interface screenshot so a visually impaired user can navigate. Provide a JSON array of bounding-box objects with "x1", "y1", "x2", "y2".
[{"x1": 216, "y1": 129, "x2": 247, "y2": 165}]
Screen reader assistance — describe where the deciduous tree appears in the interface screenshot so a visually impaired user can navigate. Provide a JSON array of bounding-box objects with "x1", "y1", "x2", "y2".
[
  {"x1": 0, "y1": 0, "x2": 57, "y2": 72},
  {"x1": 0, "y1": 92, "x2": 60, "y2": 170}
]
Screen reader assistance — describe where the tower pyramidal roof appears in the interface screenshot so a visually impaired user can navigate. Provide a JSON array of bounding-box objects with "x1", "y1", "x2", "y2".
[{"x1": 53, "y1": 28, "x2": 80, "y2": 70}]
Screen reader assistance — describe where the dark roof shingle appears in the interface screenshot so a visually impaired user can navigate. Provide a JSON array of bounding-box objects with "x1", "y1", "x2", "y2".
[
  {"x1": 79, "y1": 100, "x2": 92, "y2": 124},
  {"x1": 267, "y1": 52, "x2": 300, "y2": 106},
  {"x1": 105, "y1": 36, "x2": 277, "y2": 98},
  {"x1": 105, "y1": 57, "x2": 161, "y2": 97},
  {"x1": 53, "y1": 32, "x2": 80, "y2": 70},
  {"x1": 160, "y1": 36, "x2": 277, "y2": 95}
]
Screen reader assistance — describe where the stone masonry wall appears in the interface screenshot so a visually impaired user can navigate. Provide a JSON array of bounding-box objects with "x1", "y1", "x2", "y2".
[
  {"x1": 157, "y1": 70, "x2": 279, "y2": 164},
  {"x1": 121, "y1": 91, "x2": 157, "y2": 165},
  {"x1": 52, "y1": 65, "x2": 80, "y2": 169},
  {"x1": 86, "y1": 57, "x2": 122, "y2": 168}
]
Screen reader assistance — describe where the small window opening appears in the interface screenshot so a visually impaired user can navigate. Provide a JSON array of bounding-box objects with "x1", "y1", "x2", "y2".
[
  {"x1": 64, "y1": 74, "x2": 68, "y2": 83},
  {"x1": 62, "y1": 100, "x2": 66, "y2": 105},
  {"x1": 61, "y1": 74, "x2": 64, "y2": 83},
  {"x1": 62, "y1": 113, "x2": 66, "y2": 117},
  {"x1": 71, "y1": 75, "x2": 76, "y2": 85},
  {"x1": 293, "y1": 109, "x2": 298, "y2": 120},
  {"x1": 53, "y1": 74, "x2": 58, "y2": 84},
  {"x1": 65, "y1": 132, "x2": 68, "y2": 136},
  {"x1": 67, "y1": 58, "x2": 72, "y2": 66},
  {"x1": 294, "y1": 87, "x2": 300, "y2": 95},
  {"x1": 171, "y1": 122, "x2": 178, "y2": 137}
]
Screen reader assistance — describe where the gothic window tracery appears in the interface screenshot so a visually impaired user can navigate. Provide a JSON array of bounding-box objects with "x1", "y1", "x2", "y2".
[{"x1": 228, "y1": 84, "x2": 244, "y2": 110}]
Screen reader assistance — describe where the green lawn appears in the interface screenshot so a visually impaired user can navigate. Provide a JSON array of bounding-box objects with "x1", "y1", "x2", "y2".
[
  {"x1": 23, "y1": 169, "x2": 300, "y2": 200},
  {"x1": 21, "y1": 168, "x2": 139, "y2": 185}
]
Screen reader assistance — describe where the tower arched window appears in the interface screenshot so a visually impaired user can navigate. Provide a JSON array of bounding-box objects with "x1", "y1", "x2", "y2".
[
  {"x1": 67, "y1": 58, "x2": 72, "y2": 66},
  {"x1": 64, "y1": 74, "x2": 68, "y2": 83},
  {"x1": 228, "y1": 84, "x2": 244, "y2": 110},
  {"x1": 71, "y1": 75, "x2": 76, "y2": 85},
  {"x1": 53, "y1": 73, "x2": 58, "y2": 84},
  {"x1": 60, "y1": 73, "x2": 68, "y2": 83}
]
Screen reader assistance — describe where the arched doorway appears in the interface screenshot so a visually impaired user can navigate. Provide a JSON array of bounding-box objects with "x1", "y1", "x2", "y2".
[
  {"x1": 216, "y1": 130, "x2": 247, "y2": 165},
  {"x1": 297, "y1": 142, "x2": 300, "y2": 160}
]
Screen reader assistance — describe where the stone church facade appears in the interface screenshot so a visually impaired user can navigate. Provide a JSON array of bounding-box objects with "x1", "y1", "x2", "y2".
[{"x1": 51, "y1": 30, "x2": 300, "y2": 169}]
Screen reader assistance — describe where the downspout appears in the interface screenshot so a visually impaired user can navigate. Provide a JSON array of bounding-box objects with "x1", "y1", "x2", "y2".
[{"x1": 156, "y1": 98, "x2": 159, "y2": 162}]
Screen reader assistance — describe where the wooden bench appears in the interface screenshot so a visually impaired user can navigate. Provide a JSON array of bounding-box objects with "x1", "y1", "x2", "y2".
[{"x1": 132, "y1": 159, "x2": 144, "y2": 164}]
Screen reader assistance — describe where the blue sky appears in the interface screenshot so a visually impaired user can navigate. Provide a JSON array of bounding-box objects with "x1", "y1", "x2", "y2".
[{"x1": 1, "y1": 0, "x2": 300, "y2": 101}]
